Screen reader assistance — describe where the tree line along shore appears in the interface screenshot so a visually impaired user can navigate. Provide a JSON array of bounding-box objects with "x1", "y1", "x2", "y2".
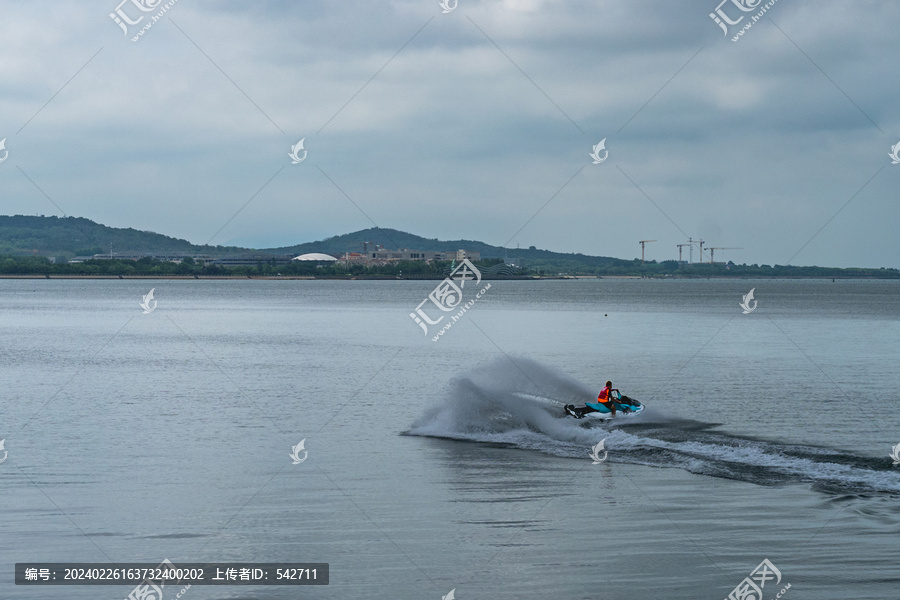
[{"x1": 0, "y1": 255, "x2": 897, "y2": 279}]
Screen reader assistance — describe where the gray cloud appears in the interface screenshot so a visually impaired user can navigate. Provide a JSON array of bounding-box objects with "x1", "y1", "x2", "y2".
[{"x1": 1, "y1": 0, "x2": 897, "y2": 266}]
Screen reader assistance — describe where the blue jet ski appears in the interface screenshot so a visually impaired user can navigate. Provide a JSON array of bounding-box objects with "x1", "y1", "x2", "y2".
[{"x1": 564, "y1": 391, "x2": 644, "y2": 421}]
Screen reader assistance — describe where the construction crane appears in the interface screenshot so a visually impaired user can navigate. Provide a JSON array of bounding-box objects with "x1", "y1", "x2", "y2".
[
  {"x1": 676, "y1": 243, "x2": 691, "y2": 264},
  {"x1": 639, "y1": 240, "x2": 656, "y2": 264},
  {"x1": 684, "y1": 237, "x2": 704, "y2": 264},
  {"x1": 707, "y1": 247, "x2": 742, "y2": 264}
]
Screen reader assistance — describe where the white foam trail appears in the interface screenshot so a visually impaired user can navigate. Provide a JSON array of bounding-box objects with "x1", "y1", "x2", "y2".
[{"x1": 408, "y1": 357, "x2": 900, "y2": 494}]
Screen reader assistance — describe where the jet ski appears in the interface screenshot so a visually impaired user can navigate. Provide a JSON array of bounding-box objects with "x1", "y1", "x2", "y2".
[{"x1": 564, "y1": 391, "x2": 644, "y2": 421}]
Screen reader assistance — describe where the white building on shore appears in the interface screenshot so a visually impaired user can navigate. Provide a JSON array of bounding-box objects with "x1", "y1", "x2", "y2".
[{"x1": 338, "y1": 246, "x2": 479, "y2": 264}]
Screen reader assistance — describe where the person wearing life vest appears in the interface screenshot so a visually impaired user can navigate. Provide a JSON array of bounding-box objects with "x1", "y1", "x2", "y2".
[
  {"x1": 565, "y1": 380, "x2": 621, "y2": 419},
  {"x1": 596, "y1": 380, "x2": 620, "y2": 415}
]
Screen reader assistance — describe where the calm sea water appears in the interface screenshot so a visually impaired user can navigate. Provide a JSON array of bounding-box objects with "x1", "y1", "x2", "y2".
[{"x1": 1, "y1": 278, "x2": 899, "y2": 600}]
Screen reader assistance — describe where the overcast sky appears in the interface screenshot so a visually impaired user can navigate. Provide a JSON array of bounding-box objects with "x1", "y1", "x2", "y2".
[{"x1": 1, "y1": 0, "x2": 897, "y2": 267}]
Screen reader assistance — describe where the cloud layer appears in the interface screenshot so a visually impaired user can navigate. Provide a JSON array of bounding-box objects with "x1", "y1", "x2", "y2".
[{"x1": 1, "y1": 0, "x2": 897, "y2": 266}]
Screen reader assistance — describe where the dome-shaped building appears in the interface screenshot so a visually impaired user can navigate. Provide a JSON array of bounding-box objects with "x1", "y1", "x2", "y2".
[{"x1": 292, "y1": 253, "x2": 338, "y2": 262}]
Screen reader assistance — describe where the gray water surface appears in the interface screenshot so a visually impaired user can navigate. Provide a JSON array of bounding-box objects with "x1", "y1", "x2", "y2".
[{"x1": 1, "y1": 278, "x2": 899, "y2": 599}]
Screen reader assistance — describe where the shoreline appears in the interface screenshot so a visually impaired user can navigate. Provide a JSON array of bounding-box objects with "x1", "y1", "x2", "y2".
[{"x1": 1, "y1": 275, "x2": 897, "y2": 281}]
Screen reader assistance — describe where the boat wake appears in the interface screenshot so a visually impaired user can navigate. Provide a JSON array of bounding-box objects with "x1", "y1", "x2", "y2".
[{"x1": 407, "y1": 358, "x2": 900, "y2": 495}]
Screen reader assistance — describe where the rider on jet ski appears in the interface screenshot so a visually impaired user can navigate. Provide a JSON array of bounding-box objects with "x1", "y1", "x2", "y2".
[
  {"x1": 597, "y1": 381, "x2": 620, "y2": 413},
  {"x1": 565, "y1": 380, "x2": 621, "y2": 418}
]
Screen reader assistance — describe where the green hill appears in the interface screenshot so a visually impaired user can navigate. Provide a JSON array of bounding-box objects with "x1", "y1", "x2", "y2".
[
  {"x1": 1, "y1": 215, "x2": 897, "y2": 278},
  {"x1": 0, "y1": 215, "x2": 246, "y2": 259},
  {"x1": 262, "y1": 227, "x2": 634, "y2": 271},
  {"x1": 0, "y1": 215, "x2": 634, "y2": 271}
]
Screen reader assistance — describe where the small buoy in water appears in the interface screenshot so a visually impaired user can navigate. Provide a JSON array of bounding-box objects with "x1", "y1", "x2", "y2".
[{"x1": 605, "y1": 314, "x2": 608, "y2": 316}]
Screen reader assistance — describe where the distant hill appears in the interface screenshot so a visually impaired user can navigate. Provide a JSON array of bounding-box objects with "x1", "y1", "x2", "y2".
[
  {"x1": 0, "y1": 215, "x2": 633, "y2": 270},
  {"x1": 3, "y1": 215, "x2": 896, "y2": 278},
  {"x1": 0, "y1": 215, "x2": 247, "y2": 258},
  {"x1": 261, "y1": 227, "x2": 633, "y2": 270}
]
